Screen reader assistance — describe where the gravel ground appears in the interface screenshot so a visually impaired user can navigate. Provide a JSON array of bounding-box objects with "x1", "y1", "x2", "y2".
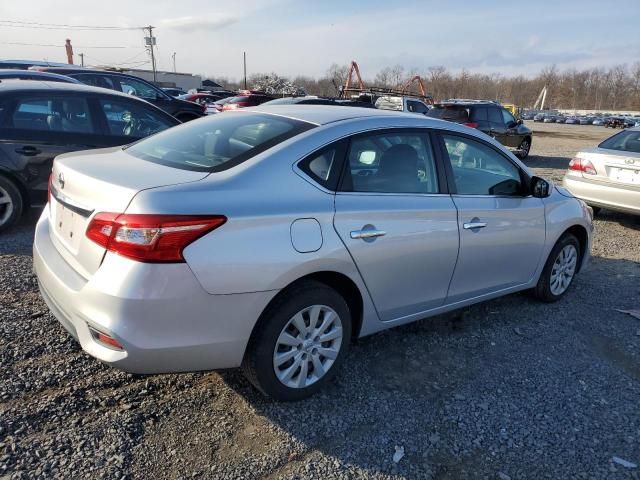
[{"x1": 1, "y1": 122, "x2": 639, "y2": 480}]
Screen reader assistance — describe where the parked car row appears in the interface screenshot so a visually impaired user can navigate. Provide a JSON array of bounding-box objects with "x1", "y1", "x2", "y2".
[
  {"x1": 531, "y1": 111, "x2": 638, "y2": 127},
  {"x1": 0, "y1": 80, "x2": 180, "y2": 231}
]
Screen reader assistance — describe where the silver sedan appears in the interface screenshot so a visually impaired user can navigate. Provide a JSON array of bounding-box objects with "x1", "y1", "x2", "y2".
[
  {"x1": 563, "y1": 127, "x2": 640, "y2": 216},
  {"x1": 34, "y1": 106, "x2": 593, "y2": 400}
]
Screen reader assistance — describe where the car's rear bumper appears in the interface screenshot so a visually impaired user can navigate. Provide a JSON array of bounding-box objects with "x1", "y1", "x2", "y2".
[
  {"x1": 33, "y1": 208, "x2": 277, "y2": 374},
  {"x1": 563, "y1": 175, "x2": 640, "y2": 215}
]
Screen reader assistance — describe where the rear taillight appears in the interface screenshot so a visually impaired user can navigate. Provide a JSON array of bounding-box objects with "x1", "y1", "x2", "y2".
[
  {"x1": 48, "y1": 174, "x2": 52, "y2": 204},
  {"x1": 222, "y1": 103, "x2": 240, "y2": 111},
  {"x1": 568, "y1": 157, "x2": 596, "y2": 175},
  {"x1": 88, "y1": 326, "x2": 124, "y2": 350},
  {"x1": 463, "y1": 122, "x2": 479, "y2": 128},
  {"x1": 86, "y1": 214, "x2": 227, "y2": 263}
]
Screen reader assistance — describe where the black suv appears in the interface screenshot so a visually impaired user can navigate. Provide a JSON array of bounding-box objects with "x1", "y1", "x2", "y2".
[
  {"x1": 0, "y1": 80, "x2": 179, "y2": 231},
  {"x1": 427, "y1": 100, "x2": 532, "y2": 159},
  {"x1": 33, "y1": 68, "x2": 204, "y2": 122}
]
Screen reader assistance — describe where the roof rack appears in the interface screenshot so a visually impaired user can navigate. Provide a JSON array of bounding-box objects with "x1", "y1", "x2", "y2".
[
  {"x1": 439, "y1": 98, "x2": 502, "y2": 105},
  {"x1": 338, "y1": 61, "x2": 433, "y2": 104}
]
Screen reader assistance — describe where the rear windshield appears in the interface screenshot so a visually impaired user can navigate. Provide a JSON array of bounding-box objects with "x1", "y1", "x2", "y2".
[
  {"x1": 426, "y1": 106, "x2": 470, "y2": 122},
  {"x1": 598, "y1": 130, "x2": 640, "y2": 153},
  {"x1": 126, "y1": 113, "x2": 315, "y2": 172}
]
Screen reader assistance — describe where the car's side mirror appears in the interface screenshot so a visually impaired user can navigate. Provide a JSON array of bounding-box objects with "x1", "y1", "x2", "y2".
[
  {"x1": 530, "y1": 176, "x2": 551, "y2": 198},
  {"x1": 517, "y1": 119, "x2": 523, "y2": 125},
  {"x1": 506, "y1": 120, "x2": 517, "y2": 129}
]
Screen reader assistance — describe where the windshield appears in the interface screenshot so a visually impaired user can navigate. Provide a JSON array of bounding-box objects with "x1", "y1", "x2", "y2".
[
  {"x1": 126, "y1": 113, "x2": 315, "y2": 172},
  {"x1": 599, "y1": 130, "x2": 640, "y2": 153}
]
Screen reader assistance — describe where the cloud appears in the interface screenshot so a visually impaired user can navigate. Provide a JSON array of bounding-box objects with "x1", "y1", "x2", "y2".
[{"x1": 159, "y1": 15, "x2": 238, "y2": 32}]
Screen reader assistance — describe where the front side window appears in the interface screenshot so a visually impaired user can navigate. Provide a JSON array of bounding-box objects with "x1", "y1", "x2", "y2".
[
  {"x1": 407, "y1": 101, "x2": 429, "y2": 114},
  {"x1": 501, "y1": 109, "x2": 517, "y2": 127},
  {"x1": 442, "y1": 134, "x2": 523, "y2": 195},
  {"x1": 99, "y1": 99, "x2": 174, "y2": 138},
  {"x1": 116, "y1": 77, "x2": 160, "y2": 99},
  {"x1": 127, "y1": 113, "x2": 314, "y2": 172},
  {"x1": 72, "y1": 73, "x2": 116, "y2": 91},
  {"x1": 10, "y1": 97, "x2": 94, "y2": 134},
  {"x1": 343, "y1": 131, "x2": 439, "y2": 194},
  {"x1": 487, "y1": 107, "x2": 504, "y2": 126}
]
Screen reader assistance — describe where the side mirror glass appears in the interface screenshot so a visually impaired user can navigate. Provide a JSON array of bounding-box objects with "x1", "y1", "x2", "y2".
[
  {"x1": 517, "y1": 119, "x2": 523, "y2": 125},
  {"x1": 507, "y1": 121, "x2": 517, "y2": 128},
  {"x1": 531, "y1": 176, "x2": 551, "y2": 198}
]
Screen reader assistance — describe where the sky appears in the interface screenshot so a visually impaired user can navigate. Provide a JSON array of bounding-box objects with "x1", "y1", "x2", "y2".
[{"x1": 1, "y1": 0, "x2": 638, "y2": 80}]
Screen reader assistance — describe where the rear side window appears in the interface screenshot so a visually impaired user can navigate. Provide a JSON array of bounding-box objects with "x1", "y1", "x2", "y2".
[
  {"x1": 99, "y1": 99, "x2": 175, "y2": 138},
  {"x1": 127, "y1": 113, "x2": 315, "y2": 172},
  {"x1": 9, "y1": 97, "x2": 94, "y2": 134},
  {"x1": 427, "y1": 106, "x2": 470, "y2": 123},
  {"x1": 343, "y1": 131, "x2": 439, "y2": 194},
  {"x1": 298, "y1": 141, "x2": 347, "y2": 190}
]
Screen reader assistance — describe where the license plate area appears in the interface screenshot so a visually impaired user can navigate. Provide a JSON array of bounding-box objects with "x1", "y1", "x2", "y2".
[
  {"x1": 608, "y1": 166, "x2": 640, "y2": 185},
  {"x1": 53, "y1": 199, "x2": 84, "y2": 251}
]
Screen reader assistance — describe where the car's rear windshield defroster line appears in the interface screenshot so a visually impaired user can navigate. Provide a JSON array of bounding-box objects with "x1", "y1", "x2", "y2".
[{"x1": 125, "y1": 113, "x2": 316, "y2": 172}]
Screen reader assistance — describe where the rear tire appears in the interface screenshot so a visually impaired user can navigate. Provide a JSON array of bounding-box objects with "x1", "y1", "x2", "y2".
[
  {"x1": 589, "y1": 206, "x2": 601, "y2": 216},
  {"x1": 533, "y1": 233, "x2": 580, "y2": 302},
  {"x1": 242, "y1": 280, "x2": 352, "y2": 401},
  {"x1": 0, "y1": 176, "x2": 23, "y2": 233}
]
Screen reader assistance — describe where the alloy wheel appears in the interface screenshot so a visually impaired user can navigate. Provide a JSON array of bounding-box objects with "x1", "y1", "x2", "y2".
[
  {"x1": 549, "y1": 244, "x2": 577, "y2": 295},
  {"x1": 273, "y1": 305, "x2": 343, "y2": 389},
  {"x1": 0, "y1": 185, "x2": 14, "y2": 227}
]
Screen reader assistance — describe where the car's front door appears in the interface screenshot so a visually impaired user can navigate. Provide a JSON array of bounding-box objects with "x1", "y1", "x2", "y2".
[
  {"x1": 500, "y1": 109, "x2": 523, "y2": 147},
  {"x1": 333, "y1": 129, "x2": 459, "y2": 321},
  {"x1": 0, "y1": 95, "x2": 106, "y2": 205},
  {"x1": 487, "y1": 107, "x2": 509, "y2": 145},
  {"x1": 438, "y1": 132, "x2": 546, "y2": 302}
]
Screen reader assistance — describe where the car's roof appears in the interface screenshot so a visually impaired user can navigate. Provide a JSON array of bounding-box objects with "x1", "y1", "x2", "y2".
[
  {"x1": 243, "y1": 104, "x2": 443, "y2": 126},
  {"x1": 0, "y1": 79, "x2": 157, "y2": 102},
  {"x1": 0, "y1": 70, "x2": 81, "y2": 83}
]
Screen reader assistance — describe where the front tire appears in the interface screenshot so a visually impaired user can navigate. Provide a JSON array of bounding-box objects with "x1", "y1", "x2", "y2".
[
  {"x1": 516, "y1": 137, "x2": 531, "y2": 159},
  {"x1": 533, "y1": 233, "x2": 580, "y2": 302},
  {"x1": 0, "y1": 176, "x2": 23, "y2": 233},
  {"x1": 242, "y1": 280, "x2": 352, "y2": 401}
]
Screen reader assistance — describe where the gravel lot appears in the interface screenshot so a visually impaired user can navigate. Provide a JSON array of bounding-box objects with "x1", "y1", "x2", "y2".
[{"x1": 1, "y1": 122, "x2": 639, "y2": 480}]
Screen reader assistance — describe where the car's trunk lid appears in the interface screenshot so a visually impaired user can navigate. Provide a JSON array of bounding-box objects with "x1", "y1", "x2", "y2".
[
  {"x1": 49, "y1": 146, "x2": 209, "y2": 278},
  {"x1": 579, "y1": 147, "x2": 640, "y2": 186}
]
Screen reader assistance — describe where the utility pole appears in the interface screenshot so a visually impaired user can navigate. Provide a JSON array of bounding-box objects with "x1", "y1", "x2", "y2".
[
  {"x1": 243, "y1": 51, "x2": 247, "y2": 89},
  {"x1": 144, "y1": 25, "x2": 157, "y2": 83},
  {"x1": 172, "y1": 52, "x2": 176, "y2": 73},
  {"x1": 79, "y1": 53, "x2": 84, "y2": 67}
]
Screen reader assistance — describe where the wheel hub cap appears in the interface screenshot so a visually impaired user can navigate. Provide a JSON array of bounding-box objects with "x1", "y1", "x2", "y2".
[
  {"x1": 549, "y1": 245, "x2": 578, "y2": 295},
  {"x1": 273, "y1": 304, "x2": 343, "y2": 389}
]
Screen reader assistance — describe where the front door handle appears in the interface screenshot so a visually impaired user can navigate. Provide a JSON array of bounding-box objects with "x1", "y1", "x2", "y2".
[
  {"x1": 15, "y1": 146, "x2": 41, "y2": 156},
  {"x1": 350, "y1": 229, "x2": 386, "y2": 240},
  {"x1": 463, "y1": 222, "x2": 487, "y2": 230}
]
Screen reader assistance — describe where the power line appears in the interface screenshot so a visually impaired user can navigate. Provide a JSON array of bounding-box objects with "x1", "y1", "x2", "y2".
[
  {"x1": 0, "y1": 19, "x2": 143, "y2": 30},
  {"x1": 1, "y1": 41, "x2": 134, "y2": 49}
]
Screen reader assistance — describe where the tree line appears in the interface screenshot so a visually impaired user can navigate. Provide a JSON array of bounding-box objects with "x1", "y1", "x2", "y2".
[{"x1": 211, "y1": 63, "x2": 640, "y2": 111}]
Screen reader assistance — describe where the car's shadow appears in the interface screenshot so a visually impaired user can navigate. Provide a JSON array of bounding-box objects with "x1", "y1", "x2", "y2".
[
  {"x1": 218, "y1": 255, "x2": 640, "y2": 478},
  {"x1": 521, "y1": 154, "x2": 571, "y2": 171},
  {"x1": 0, "y1": 208, "x2": 41, "y2": 256}
]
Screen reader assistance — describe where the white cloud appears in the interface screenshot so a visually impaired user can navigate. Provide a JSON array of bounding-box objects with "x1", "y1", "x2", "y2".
[{"x1": 158, "y1": 15, "x2": 238, "y2": 32}]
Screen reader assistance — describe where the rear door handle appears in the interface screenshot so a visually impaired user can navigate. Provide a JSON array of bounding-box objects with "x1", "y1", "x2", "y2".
[
  {"x1": 350, "y1": 229, "x2": 386, "y2": 240},
  {"x1": 15, "y1": 146, "x2": 41, "y2": 156},
  {"x1": 463, "y1": 222, "x2": 487, "y2": 230}
]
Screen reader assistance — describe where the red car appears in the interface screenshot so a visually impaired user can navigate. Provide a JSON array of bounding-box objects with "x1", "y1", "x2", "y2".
[{"x1": 221, "y1": 91, "x2": 275, "y2": 111}]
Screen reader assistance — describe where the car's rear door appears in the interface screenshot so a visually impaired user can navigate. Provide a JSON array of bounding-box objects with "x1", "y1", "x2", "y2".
[
  {"x1": 436, "y1": 131, "x2": 545, "y2": 302},
  {"x1": 333, "y1": 129, "x2": 459, "y2": 321},
  {"x1": 0, "y1": 94, "x2": 107, "y2": 206}
]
